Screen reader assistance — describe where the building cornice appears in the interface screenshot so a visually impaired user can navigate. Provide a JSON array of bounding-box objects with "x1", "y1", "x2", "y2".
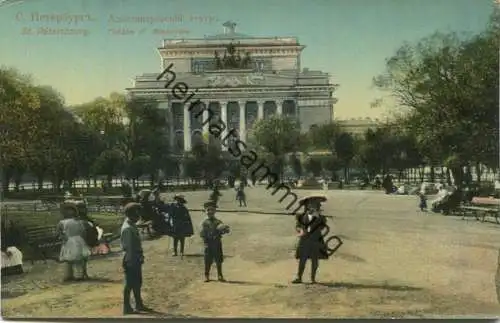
[
  {"x1": 157, "y1": 46, "x2": 305, "y2": 58},
  {"x1": 127, "y1": 85, "x2": 336, "y2": 94}
]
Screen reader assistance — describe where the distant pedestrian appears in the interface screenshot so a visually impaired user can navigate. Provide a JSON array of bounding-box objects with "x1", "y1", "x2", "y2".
[
  {"x1": 235, "y1": 184, "x2": 246, "y2": 207},
  {"x1": 417, "y1": 191, "x2": 427, "y2": 212},
  {"x1": 121, "y1": 202, "x2": 151, "y2": 315},
  {"x1": 209, "y1": 186, "x2": 222, "y2": 207}
]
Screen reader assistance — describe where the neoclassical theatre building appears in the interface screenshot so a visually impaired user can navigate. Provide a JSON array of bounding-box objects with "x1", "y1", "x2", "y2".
[{"x1": 127, "y1": 21, "x2": 337, "y2": 153}]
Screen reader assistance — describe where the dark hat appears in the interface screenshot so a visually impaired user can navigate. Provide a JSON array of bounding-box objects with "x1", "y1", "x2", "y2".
[
  {"x1": 298, "y1": 195, "x2": 327, "y2": 206},
  {"x1": 123, "y1": 202, "x2": 142, "y2": 217},
  {"x1": 203, "y1": 200, "x2": 217, "y2": 209},
  {"x1": 174, "y1": 194, "x2": 187, "y2": 204}
]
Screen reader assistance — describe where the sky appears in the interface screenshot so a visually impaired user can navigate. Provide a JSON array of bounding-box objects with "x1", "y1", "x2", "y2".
[{"x1": 0, "y1": 0, "x2": 494, "y2": 119}]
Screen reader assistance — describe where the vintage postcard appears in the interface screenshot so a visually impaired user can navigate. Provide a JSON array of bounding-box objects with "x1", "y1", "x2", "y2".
[{"x1": 0, "y1": 0, "x2": 499, "y2": 319}]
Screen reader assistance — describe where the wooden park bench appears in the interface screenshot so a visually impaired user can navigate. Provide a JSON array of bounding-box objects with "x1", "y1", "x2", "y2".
[
  {"x1": 24, "y1": 225, "x2": 62, "y2": 264},
  {"x1": 85, "y1": 197, "x2": 123, "y2": 214},
  {"x1": 39, "y1": 196, "x2": 65, "y2": 210},
  {"x1": 458, "y1": 205, "x2": 499, "y2": 224}
]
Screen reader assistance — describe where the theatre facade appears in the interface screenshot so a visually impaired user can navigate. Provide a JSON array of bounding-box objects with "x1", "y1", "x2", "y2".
[{"x1": 126, "y1": 21, "x2": 337, "y2": 153}]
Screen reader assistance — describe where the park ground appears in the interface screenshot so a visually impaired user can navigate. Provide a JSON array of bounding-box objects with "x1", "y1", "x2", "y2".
[{"x1": 1, "y1": 188, "x2": 500, "y2": 319}]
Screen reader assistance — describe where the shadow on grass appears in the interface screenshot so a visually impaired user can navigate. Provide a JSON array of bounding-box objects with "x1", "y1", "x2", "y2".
[
  {"x1": 217, "y1": 280, "x2": 288, "y2": 288},
  {"x1": 182, "y1": 254, "x2": 233, "y2": 259},
  {"x1": 67, "y1": 277, "x2": 121, "y2": 284},
  {"x1": 315, "y1": 281, "x2": 422, "y2": 291},
  {"x1": 335, "y1": 252, "x2": 366, "y2": 263},
  {"x1": 1, "y1": 290, "x2": 27, "y2": 299}
]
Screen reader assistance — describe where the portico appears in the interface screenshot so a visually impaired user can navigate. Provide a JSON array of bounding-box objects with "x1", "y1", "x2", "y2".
[{"x1": 172, "y1": 99, "x2": 296, "y2": 151}]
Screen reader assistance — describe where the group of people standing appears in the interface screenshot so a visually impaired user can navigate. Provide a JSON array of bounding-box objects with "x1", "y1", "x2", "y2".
[{"x1": 119, "y1": 196, "x2": 231, "y2": 314}]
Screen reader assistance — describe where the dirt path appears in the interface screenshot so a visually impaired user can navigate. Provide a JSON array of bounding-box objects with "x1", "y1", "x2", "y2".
[{"x1": 2, "y1": 189, "x2": 500, "y2": 318}]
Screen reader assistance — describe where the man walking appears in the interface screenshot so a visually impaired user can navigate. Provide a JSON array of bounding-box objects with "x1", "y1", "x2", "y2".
[{"x1": 121, "y1": 202, "x2": 151, "y2": 315}]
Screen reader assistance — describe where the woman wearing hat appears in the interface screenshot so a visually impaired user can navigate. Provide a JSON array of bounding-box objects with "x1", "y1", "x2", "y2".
[
  {"x1": 292, "y1": 195, "x2": 329, "y2": 284},
  {"x1": 170, "y1": 194, "x2": 194, "y2": 257},
  {"x1": 57, "y1": 202, "x2": 92, "y2": 281}
]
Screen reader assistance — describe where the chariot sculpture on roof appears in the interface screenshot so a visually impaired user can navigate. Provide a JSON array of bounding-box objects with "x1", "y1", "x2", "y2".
[{"x1": 214, "y1": 42, "x2": 252, "y2": 70}]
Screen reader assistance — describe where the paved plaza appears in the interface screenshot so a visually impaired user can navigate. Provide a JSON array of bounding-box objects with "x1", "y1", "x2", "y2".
[{"x1": 2, "y1": 188, "x2": 500, "y2": 318}]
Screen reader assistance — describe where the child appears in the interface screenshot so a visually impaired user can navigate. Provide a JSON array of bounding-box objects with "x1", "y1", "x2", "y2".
[
  {"x1": 200, "y1": 201, "x2": 230, "y2": 282},
  {"x1": 235, "y1": 184, "x2": 247, "y2": 207},
  {"x1": 417, "y1": 191, "x2": 428, "y2": 212}
]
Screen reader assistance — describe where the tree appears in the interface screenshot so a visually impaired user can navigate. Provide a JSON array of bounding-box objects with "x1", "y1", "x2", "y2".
[
  {"x1": 0, "y1": 68, "x2": 40, "y2": 192},
  {"x1": 309, "y1": 122, "x2": 358, "y2": 179},
  {"x1": 91, "y1": 148, "x2": 126, "y2": 186},
  {"x1": 334, "y1": 132, "x2": 356, "y2": 183},
  {"x1": 252, "y1": 116, "x2": 302, "y2": 180},
  {"x1": 289, "y1": 153, "x2": 303, "y2": 177},
  {"x1": 373, "y1": 18, "x2": 499, "y2": 187},
  {"x1": 304, "y1": 157, "x2": 323, "y2": 177}
]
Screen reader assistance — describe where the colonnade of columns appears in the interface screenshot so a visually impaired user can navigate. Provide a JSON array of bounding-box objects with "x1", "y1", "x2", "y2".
[{"x1": 172, "y1": 99, "x2": 296, "y2": 151}]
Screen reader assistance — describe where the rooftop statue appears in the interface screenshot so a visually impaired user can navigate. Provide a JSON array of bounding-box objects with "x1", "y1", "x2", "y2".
[{"x1": 214, "y1": 42, "x2": 252, "y2": 70}]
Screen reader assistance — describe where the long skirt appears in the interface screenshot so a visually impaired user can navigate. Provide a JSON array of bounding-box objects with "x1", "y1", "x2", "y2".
[
  {"x1": 60, "y1": 236, "x2": 91, "y2": 262},
  {"x1": 1, "y1": 247, "x2": 23, "y2": 276},
  {"x1": 295, "y1": 237, "x2": 329, "y2": 260}
]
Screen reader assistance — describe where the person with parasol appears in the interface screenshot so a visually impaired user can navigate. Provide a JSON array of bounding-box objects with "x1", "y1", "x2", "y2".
[{"x1": 292, "y1": 195, "x2": 330, "y2": 284}]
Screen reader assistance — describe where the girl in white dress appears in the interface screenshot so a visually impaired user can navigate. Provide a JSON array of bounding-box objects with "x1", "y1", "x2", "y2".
[{"x1": 57, "y1": 203, "x2": 91, "y2": 281}]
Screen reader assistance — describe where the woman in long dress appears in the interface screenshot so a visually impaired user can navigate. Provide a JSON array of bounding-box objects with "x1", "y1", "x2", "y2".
[{"x1": 57, "y1": 202, "x2": 91, "y2": 282}]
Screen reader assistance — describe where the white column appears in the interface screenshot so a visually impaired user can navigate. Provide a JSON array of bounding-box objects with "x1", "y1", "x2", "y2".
[
  {"x1": 183, "y1": 104, "x2": 191, "y2": 151},
  {"x1": 168, "y1": 103, "x2": 174, "y2": 149},
  {"x1": 239, "y1": 101, "x2": 246, "y2": 143},
  {"x1": 203, "y1": 103, "x2": 210, "y2": 135},
  {"x1": 257, "y1": 100, "x2": 264, "y2": 120},
  {"x1": 276, "y1": 99, "x2": 284, "y2": 115},
  {"x1": 220, "y1": 101, "x2": 228, "y2": 151}
]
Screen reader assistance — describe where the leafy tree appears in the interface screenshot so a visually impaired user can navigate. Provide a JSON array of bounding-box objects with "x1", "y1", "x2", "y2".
[
  {"x1": 334, "y1": 132, "x2": 356, "y2": 183},
  {"x1": 289, "y1": 153, "x2": 303, "y2": 177},
  {"x1": 0, "y1": 68, "x2": 40, "y2": 192},
  {"x1": 304, "y1": 157, "x2": 323, "y2": 177},
  {"x1": 252, "y1": 116, "x2": 302, "y2": 179},
  {"x1": 373, "y1": 18, "x2": 499, "y2": 187},
  {"x1": 91, "y1": 148, "x2": 127, "y2": 186}
]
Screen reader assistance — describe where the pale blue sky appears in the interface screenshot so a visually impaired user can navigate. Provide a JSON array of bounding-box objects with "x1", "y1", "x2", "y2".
[{"x1": 0, "y1": 0, "x2": 493, "y2": 118}]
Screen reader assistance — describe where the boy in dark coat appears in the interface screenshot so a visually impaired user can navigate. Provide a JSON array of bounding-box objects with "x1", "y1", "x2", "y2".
[
  {"x1": 292, "y1": 196, "x2": 329, "y2": 284},
  {"x1": 120, "y1": 202, "x2": 151, "y2": 315},
  {"x1": 170, "y1": 194, "x2": 194, "y2": 256},
  {"x1": 200, "y1": 200, "x2": 230, "y2": 282}
]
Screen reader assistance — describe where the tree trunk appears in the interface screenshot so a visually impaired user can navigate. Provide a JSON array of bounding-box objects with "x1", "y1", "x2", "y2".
[
  {"x1": 418, "y1": 167, "x2": 425, "y2": 182},
  {"x1": 446, "y1": 168, "x2": 452, "y2": 186},
  {"x1": 450, "y1": 167, "x2": 464, "y2": 189},
  {"x1": 475, "y1": 162, "x2": 482, "y2": 184},
  {"x1": 343, "y1": 166, "x2": 349, "y2": 184},
  {"x1": 430, "y1": 166, "x2": 435, "y2": 183},
  {"x1": 37, "y1": 176, "x2": 44, "y2": 190}
]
